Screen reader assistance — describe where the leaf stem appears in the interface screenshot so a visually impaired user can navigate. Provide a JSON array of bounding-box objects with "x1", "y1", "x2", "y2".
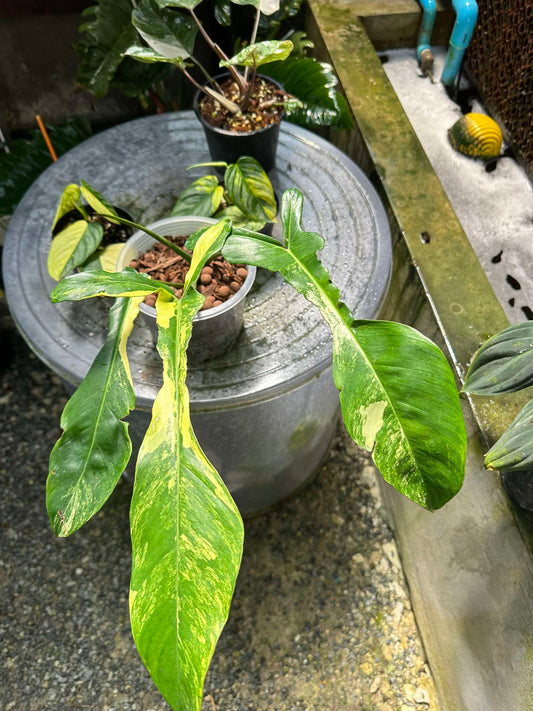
[
  {"x1": 244, "y1": 7, "x2": 261, "y2": 83},
  {"x1": 189, "y1": 8, "x2": 247, "y2": 92},
  {"x1": 97, "y1": 214, "x2": 192, "y2": 263}
]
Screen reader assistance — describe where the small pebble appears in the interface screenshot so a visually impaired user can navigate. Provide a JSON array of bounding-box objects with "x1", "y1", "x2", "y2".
[
  {"x1": 144, "y1": 294, "x2": 156, "y2": 307},
  {"x1": 213, "y1": 300, "x2": 222, "y2": 307},
  {"x1": 215, "y1": 285, "x2": 231, "y2": 298},
  {"x1": 203, "y1": 266, "x2": 213, "y2": 275},
  {"x1": 230, "y1": 281, "x2": 241, "y2": 292},
  {"x1": 236, "y1": 267, "x2": 248, "y2": 279},
  {"x1": 200, "y1": 273, "x2": 212, "y2": 285}
]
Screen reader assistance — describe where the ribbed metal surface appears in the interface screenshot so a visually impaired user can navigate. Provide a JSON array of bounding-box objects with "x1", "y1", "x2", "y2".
[{"x1": 3, "y1": 113, "x2": 391, "y2": 410}]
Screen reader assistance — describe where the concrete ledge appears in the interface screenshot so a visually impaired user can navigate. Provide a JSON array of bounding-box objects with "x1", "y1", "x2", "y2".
[{"x1": 307, "y1": 2, "x2": 533, "y2": 710}]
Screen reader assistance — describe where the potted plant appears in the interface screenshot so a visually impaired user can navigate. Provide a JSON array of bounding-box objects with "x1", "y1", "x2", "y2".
[
  {"x1": 73, "y1": 0, "x2": 352, "y2": 169},
  {"x1": 46, "y1": 183, "x2": 467, "y2": 710}
]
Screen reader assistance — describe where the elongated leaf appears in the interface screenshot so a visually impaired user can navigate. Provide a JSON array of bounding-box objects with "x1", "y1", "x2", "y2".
[
  {"x1": 82, "y1": 243, "x2": 125, "y2": 272},
  {"x1": 224, "y1": 157, "x2": 277, "y2": 222},
  {"x1": 51, "y1": 269, "x2": 176, "y2": 303},
  {"x1": 123, "y1": 44, "x2": 186, "y2": 68},
  {"x1": 80, "y1": 181, "x2": 120, "y2": 224},
  {"x1": 230, "y1": 0, "x2": 260, "y2": 7},
  {"x1": 262, "y1": 56, "x2": 353, "y2": 129},
  {"x1": 130, "y1": 220, "x2": 240, "y2": 710},
  {"x1": 463, "y1": 322, "x2": 533, "y2": 395},
  {"x1": 52, "y1": 184, "x2": 82, "y2": 231},
  {"x1": 170, "y1": 175, "x2": 224, "y2": 217},
  {"x1": 221, "y1": 40, "x2": 293, "y2": 68},
  {"x1": 215, "y1": 205, "x2": 265, "y2": 231},
  {"x1": 132, "y1": 0, "x2": 197, "y2": 59},
  {"x1": 484, "y1": 400, "x2": 533, "y2": 471},
  {"x1": 47, "y1": 296, "x2": 142, "y2": 536},
  {"x1": 76, "y1": 0, "x2": 138, "y2": 97},
  {"x1": 48, "y1": 220, "x2": 104, "y2": 281},
  {"x1": 223, "y1": 190, "x2": 466, "y2": 509}
]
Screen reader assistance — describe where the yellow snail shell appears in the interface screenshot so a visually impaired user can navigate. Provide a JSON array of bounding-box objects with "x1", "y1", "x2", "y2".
[{"x1": 448, "y1": 113, "x2": 502, "y2": 159}]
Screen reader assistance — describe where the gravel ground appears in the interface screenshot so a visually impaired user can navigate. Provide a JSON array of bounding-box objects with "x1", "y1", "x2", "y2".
[{"x1": 1, "y1": 328, "x2": 438, "y2": 711}]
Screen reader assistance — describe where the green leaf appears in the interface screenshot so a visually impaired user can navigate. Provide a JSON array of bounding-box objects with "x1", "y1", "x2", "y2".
[
  {"x1": 463, "y1": 322, "x2": 533, "y2": 395},
  {"x1": 76, "y1": 0, "x2": 138, "y2": 97},
  {"x1": 50, "y1": 269, "x2": 176, "y2": 303},
  {"x1": 129, "y1": 219, "x2": 240, "y2": 709},
  {"x1": 51, "y1": 184, "x2": 82, "y2": 231},
  {"x1": 221, "y1": 39, "x2": 293, "y2": 68},
  {"x1": 0, "y1": 117, "x2": 92, "y2": 216},
  {"x1": 80, "y1": 181, "x2": 120, "y2": 224},
  {"x1": 214, "y1": 0, "x2": 232, "y2": 26},
  {"x1": 154, "y1": 0, "x2": 202, "y2": 8},
  {"x1": 222, "y1": 190, "x2": 466, "y2": 510},
  {"x1": 82, "y1": 243, "x2": 125, "y2": 272},
  {"x1": 132, "y1": 0, "x2": 197, "y2": 59},
  {"x1": 215, "y1": 205, "x2": 265, "y2": 231},
  {"x1": 47, "y1": 296, "x2": 142, "y2": 536},
  {"x1": 170, "y1": 175, "x2": 224, "y2": 217},
  {"x1": 111, "y1": 56, "x2": 173, "y2": 97},
  {"x1": 230, "y1": 0, "x2": 260, "y2": 7},
  {"x1": 48, "y1": 220, "x2": 104, "y2": 281},
  {"x1": 224, "y1": 156, "x2": 277, "y2": 222},
  {"x1": 123, "y1": 44, "x2": 187, "y2": 68},
  {"x1": 484, "y1": 400, "x2": 533, "y2": 471},
  {"x1": 262, "y1": 56, "x2": 353, "y2": 129}
]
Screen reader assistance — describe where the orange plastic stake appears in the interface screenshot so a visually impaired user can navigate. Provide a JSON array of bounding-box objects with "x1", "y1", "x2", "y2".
[{"x1": 35, "y1": 115, "x2": 58, "y2": 162}]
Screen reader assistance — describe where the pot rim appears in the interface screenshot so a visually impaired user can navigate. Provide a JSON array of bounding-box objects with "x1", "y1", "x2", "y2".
[
  {"x1": 193, "y1": 72, "x2": 285, "y2": 139},
  {"x1": 115, "y1": 215, "x2": 256, "y2": 322}
]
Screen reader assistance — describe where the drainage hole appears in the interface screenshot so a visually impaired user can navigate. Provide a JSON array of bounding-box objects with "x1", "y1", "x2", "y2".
[{"x1": 420, "y1": 231, "x2": 431, "y2": 244}]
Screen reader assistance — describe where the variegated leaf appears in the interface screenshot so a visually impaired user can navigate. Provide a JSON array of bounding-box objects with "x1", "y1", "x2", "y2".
[
  {"x1": 484, "y1": 399, "x2": 533, "y2": 471},
  {"x1": 50, "y1": 268, "x2": 176, "y2": 303},
  {"x1": 82, "y1": 243, "x2": 126, "y2": 273},
  {"x1": 47, "y1": 220, "x2": 104, "y2": 281},
  {"x1": 171, "y1": 175, "x2": 224, "y2": 217},
  {"x1": 224, "y1": 157, "x2": 277, "y2": 223},
  {"x1": 51, "y1": 183, "x2": 81, "y2": 231},
  {"x1": 222, "y1": 189, "x2": 466, "y2": 510},
  {"x1": 80, "y1": 180, "x2": 120, "y2": 223},
  {"x1": 221, "y1": 39, "x2": 293, "y2": 68},
  {"x1": 47, "y1": 296, "x2": 142, "y2": 536}
]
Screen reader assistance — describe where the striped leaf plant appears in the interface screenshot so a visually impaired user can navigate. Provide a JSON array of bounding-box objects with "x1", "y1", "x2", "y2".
[{"x1": 47, "y1": 188, "x2": 467, "y2": 710}]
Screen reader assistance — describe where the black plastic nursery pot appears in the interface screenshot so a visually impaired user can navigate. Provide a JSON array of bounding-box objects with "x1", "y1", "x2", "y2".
[{"x1": 194, "y1": 74, "x2": 285, "y2": 173}]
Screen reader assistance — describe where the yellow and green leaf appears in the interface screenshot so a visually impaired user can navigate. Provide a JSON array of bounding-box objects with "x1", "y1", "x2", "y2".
[
  {"x1": 51, "y1": 183, "x2": 81, "y2": 231},
  {"x1": 47, "y1": 296, "x2": 142, "y2": 536},
  {"x1": 47, "y1": 220, "x2": 104, "y2": 281},
  {"x1": 170, "y1": 175, "x2": 224, "y2": 218},
  {"x1": 222, "y1": 189, "x2": 466, "y2": 510},
  {"x1": 224, "y1": 156, "x2": 277, "y2": 223},
  {"x1": 82, "y1": 243, "x2": 125, "y2": 272},
  {"x1": 80, "y1": 180, "x2": 120, "y2": 223}
]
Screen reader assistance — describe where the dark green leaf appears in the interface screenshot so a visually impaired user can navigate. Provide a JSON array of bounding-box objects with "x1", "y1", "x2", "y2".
[
  {"x1": 463, "y1": 322, "x2": 533, "y2": 395},
  {"x1": 171, "y1": 175, "x2": 224, "y2": 217},
  {"x1": 224, "y1": 157, "x2": 277, "y2": 222},
  {"x1": 111, "y1": 56, "x2": 173, "y2": 97},
  {"x1": 221, "y1": 40, "x2": 293, "y2": 68},
  {"x1": 47, "y1": 297, "x2": 141, "y2": 536},
  {"x1": 76, "y1": 0, "x2": 138, "y2": 97},
  {"x1": 154, "y1": 0, "x2": 202, "y2": 8},
  {"x1": 484, "y1": 400, "x2": 533, "y2": 471},
  {"x1": 230, "y1": 0, "x2": 260, "y2": 7},
  {"x1": 214, "y1": 0, "x2": 232, "y2": 26},
  {"x1": 262, "y1": 56, "x2": 353, "y2": 129},
  {"x1": 223, "y1": 189, "x2": 466, "y2": 510},
  {"x1": 132, "y1": 0, "x2": 198, "y2": 59},
  {"x1": 48, "y1": 221, "x2": 104, "y2": 281},
  {"x1": 0, "y1": 118, "x2": 92, "y2": 216}
]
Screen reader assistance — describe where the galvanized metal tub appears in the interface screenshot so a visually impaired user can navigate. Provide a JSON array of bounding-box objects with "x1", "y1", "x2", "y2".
[{"x1": 2, "y1": 113, "x2": 392, "y2": 515}]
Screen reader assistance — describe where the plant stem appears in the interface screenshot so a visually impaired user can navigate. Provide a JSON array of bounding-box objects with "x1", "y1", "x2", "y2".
[
  {"x1": 190, "y1": 56, "x2": 223, "y2": 94},
  {"x1": 97, "y1": 213, "x2": 192, "y2": 263},
  {"x1": 189, "y1": 8, "x2": 247, "y2": 92},
  {"x1": 244, "y1": 6, "x2": 261, "y2": 83},
  {"x1": 75, "y1": 202, "x2": 89, "y2": 220}
]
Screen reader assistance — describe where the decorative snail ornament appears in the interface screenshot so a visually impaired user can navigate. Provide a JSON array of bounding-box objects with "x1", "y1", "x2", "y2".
[{"x1": 448, "y1": 113, "x2": 503, "y2": 160}]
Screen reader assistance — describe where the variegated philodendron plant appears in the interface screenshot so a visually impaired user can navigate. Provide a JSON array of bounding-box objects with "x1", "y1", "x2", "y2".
[{"x1": 47, "y1": 189, "x2": 467, "y2": 710}]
